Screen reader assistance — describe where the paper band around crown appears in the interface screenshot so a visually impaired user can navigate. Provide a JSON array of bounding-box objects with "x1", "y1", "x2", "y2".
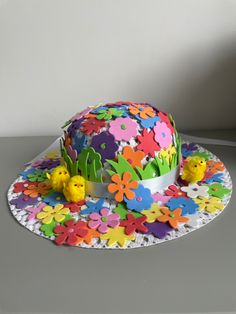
[{"x1": 85, "y1": 164, "x2": 180, "y2": 199}]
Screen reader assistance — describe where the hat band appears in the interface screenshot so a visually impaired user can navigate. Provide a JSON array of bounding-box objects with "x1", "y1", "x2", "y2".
[{"x1": 85, "y1": 164, "x2": 180, "y2": 199}]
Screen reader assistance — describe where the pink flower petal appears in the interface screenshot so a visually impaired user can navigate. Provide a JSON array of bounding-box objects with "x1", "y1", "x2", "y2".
[
  {"x1": 98, "y1": 222, "x2": 108, "y2": 234},
  {"x1": 89, "y1": 213, "x2": 101, "y2": 220},
  {"x1": 108, "y1": 219, "x2": 119, "y2": 228},
  {"x1": 88, "y1": 220, "x2": 100, "y2": 230},
  {"x1": 100, "y1": 207, "x2": 110, "y2": 216}
]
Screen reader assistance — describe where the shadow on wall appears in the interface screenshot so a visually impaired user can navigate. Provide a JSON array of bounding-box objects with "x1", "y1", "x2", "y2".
[{"x1": 133, "y1": 43, "x2": 236, "y2": 131}]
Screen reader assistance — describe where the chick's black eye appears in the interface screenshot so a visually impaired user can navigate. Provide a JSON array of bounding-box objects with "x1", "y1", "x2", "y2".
[
  {"x1": 64, "y1": 171, "x2": 67, "y2": 174},
  {"x1": 59, "y1": 172, "x2": 62, "y2": 175},
  {"x1": 74, "y1": 184, "x2": 77, "y2": 186},
  {"x1": 200, "y1": 161, "x2": 203, "y2": 164},
  {"x1": 194, "y1": 165, "x2": 197, "y2": 168}
]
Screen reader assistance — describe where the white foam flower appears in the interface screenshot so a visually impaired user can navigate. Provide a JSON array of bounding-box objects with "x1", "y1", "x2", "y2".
[{"x1": 181, "y1": 183, "x2": 208, "y2": 198}]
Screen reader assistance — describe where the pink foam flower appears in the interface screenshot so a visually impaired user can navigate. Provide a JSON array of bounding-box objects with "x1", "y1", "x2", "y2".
[
  {"x1": 154, "y1": 121, "x2": 172, "y2": 149},
  {"x1": 109, "y1": 117, "x2": 138, "y2": 141},
  {"x1": 26, "y1": 203, "x2": 47, "y2": 221},
  {"x1": 88, "y1": 208, "x2": 120, "y2": 233}
]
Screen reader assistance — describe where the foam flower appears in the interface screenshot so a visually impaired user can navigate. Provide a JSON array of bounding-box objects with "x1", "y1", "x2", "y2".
[
  {"x1": 96, "y1": 107, "x2": 123, "y2": 120},
  {"x1": 72, "y1": 134, "x2": 88, "y2": 154},
  {"x1": 108, "y1": 172, "x2": 138, "y2": 202},
  {"x1": 124, "y1": 184, "x2": 153, "y2": 212},
  {"x1": 207, "y1": 183, "x2": 231, "y2": 199},
  {"x1": 159, "y1": 145, "x2": 176, "y2": 165},
  {"x1": 144, "y1": 221, "x2": 173, "y2": 239},
  {"x1": 166, "y1": 197, "x2": 199, "y2": 215},
  {"x1": 27, "y1": 169, "x2": 47, "y2": 182},
  {"x1": 207, "y1": 160, "x2": 224, "y2": 174},
  {"x1": 158, "y1": 111, "x2": 174, "y2": 134},
  {"x1": 80, "y1": 198, "x2": 105, "y2": 216},
  {"x1": 54, "y1": 220, "x2": 89, "y2": 245},
  {"x1": 154, "y1": 121, "x2": 172, "y2": 149},
  {"x1": 13, "y1": 181, "x2": 36, "y2": 193},
  {"x1": 157, "y1": 207, "x2": 189, "y2": 229},
  {"x1": 45, "y1": 150, "x2": 60, "y2": 160},
  {"x1": 40, "y1": 214, "x2": 73, "y2": 237},
  {"x1": 109, "y1": 117, "x2": 138, "y2": 141},
  {"x1": 120, "y1": 214, "x2": 148, "y2": 235},
  {"x1": 141, "y1": 203, "x2": 164, "y2": 223},
  {"x1": 20, "y1": 168, "x2": 35, "y2": 180},
  {"x1": 113, "y1": 203, "x2": 142, "y2": 220},
  {"x1": 88, "y1": 208, "x2": 120, "y2": 233},
  {"x1": 67, "y1": 118, "x2": 83, "y2": 137},
  {"x1": 42, "y1": 191, "x2": 67, "y2": 206},
  {"x1": 64, "y1": 200, "x2": 85, "y2": 213},
  {"x1": 204, "y1": 173, "x2": 223, "y2": 184},
  {"x1": 81, "y1": 117, "x2": 106, "y2": 135},
  {"x1": 100, "y1": 226, "x2": 136, "y2": 247},
  {"x1": 128, "y1": 104, "x2": 155, "y2": 119},
  {"x1": 23, "y1": 182, "x2": 51, "y2": 198},
  {"x1": 10, "y1": 194, "x2": 38, "y2": 209},
  {"x1": 194, "y1": 196, "x2": 224, "y2": 214},
  {"x1": 37, "y1": 159, "x2": 60, "y2": 170},
  {"x1": 136, "y1": 116, "x2": 160, "y2": 128},
  {"x1": 165, "y1": 185, "x2": 187, "y2": 198},
  {"x1": 76, "y1": 229, "x2": 100, "y2": 246},
  {"x1": 66, "y1": 144, "x2": 77, "y2": 162},
  {"x1": 152, "y1": 192, "x2": 171, "y2": 205},
  {"x1": 137, "y1": 129, "x2": 160, "y2": 158},
  {"x1": 26, "y1": 203, "x2": 47, "y2": 220},
  {"x1": 90, "y1": 131, "x2": 119, "y2": 163},
  {"x1": 181, "y1": 143, "x2": 198, "y2": 158},
  {"x1": 37, "y1": 204, "x2": 70, "y2": 224},
  {"x1": 121, "y1": 146, "x2": 145, "y2": 168},
  {"x1": 181, "y1": 183, "x2": 209, "y2": 198}
]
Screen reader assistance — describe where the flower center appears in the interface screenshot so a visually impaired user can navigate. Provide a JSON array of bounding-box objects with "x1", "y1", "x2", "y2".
[
  {"x1": 169, "y1": 213, "x2": 175, "y2": 218},
  {"x1": 162, "y1": 132, "x2": 166, "y2": 138},
  {"x1": 68, "y1": 228, "x2": 74, "y2": 233},
  {"x1": 212, "y1": 188, "x2": 218, "y2": 191},
  {"x1": 121, "y1": 124, "x2": 126, "y2": 130},
  {"x1": 56, "y1": 196, "x2": 61, "y2": 200},
  {"x1": 101, "y1": 217, "x2": 107, "y2": 222},
  {"x1": 193, "y1": 188, "x2": 198, "y2": 191},
  {"x1": 136, "y1": 196, "x2": 142, "y2": 202},
  {"x1": 127, "y1": 158, "x2": 133, "y2": 164},
  {"x1": 100, "y1": 143, "x2": 106, "y2": 150}
]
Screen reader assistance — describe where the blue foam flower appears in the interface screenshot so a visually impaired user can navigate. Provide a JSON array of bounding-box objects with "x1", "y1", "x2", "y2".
[
  {"x1": 91, "y1": 106, "x2": 107, "y2": 113},
  {"x1": 181, "y1": 143, "x2": 198, "y2": 158},
  {"x1": 136, "y1": 115, "x2": 160, "y2": 128},
  {"x1": 80, "y1": 198, "x2": 105, "y2": 216},
  {"x1": 42, "y1": 191, "x2": 67, "y2": 206},
  {"x1": 72, "y1": 134, "x2": 88, "y2": 153},
  {"x1": 205, "y1": 173, "x2": 223, "y2": 184},
  {"x1": 124, "y1": 184, "x2": 153, "y2": 212},
  {"x1": 166, "y1": 197, "x2": 198, "y2": 216},
  {"x1": 20, "y1": 168, "x2": 35, "y2": 180}
]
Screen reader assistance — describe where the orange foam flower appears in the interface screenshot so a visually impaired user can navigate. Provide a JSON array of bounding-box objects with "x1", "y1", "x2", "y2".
[
  {"x1": 207, "y1": 160, "x2": 224, "y2": 174},
  {"x1": 157, "y1": 207, "x2": 189, "y2": 229},
  {"x1": 108, "y1": 172, "x2": 138, "y2": 202},
  {"x1": 24, "y1": 182, "x2": 51, "y2": 198},
  {"x1": 122, "y1": 146, "x2": 145, "y2": 169},
  {"x1": 128, "y1": 104, "x2": 155, "y2": 119}
]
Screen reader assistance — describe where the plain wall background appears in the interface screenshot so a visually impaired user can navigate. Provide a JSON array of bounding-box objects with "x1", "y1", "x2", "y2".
[{"x1": 0, "y1": 0, "x2": 236, "y2": 136}]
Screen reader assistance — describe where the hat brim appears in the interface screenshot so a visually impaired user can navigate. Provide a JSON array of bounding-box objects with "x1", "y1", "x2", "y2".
[{"x1": 7, "y1": 141, "x2": 232, "y2": 249}]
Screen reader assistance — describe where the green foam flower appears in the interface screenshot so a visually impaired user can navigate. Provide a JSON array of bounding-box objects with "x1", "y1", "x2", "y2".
[
  {"x1": 27, "y1": 169, "x2": 47, "y2": 182},
  {"x1": 96, "y1": 108, "x2": 123, "y2": 120},
  {"x1": 113, "y1": 203, "x2": 142, "y2": 220},
  {"x1": 207, "y1": 183, "x2": 231, "y2": 199},
  {"x1": 40, "y1": 214, "x2": 73, "y2": 236}
]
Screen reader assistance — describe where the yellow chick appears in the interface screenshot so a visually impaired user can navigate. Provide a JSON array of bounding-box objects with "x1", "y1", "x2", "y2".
[
  {"x1": 46, "y1": 165, "x2": 70, "y2": 193},
  {"x1": 181, "y1": 156, "x2": 206, "y2": 183},
  {"x1": 63, "y1": 175, "x2": 85, "y2": 203}
]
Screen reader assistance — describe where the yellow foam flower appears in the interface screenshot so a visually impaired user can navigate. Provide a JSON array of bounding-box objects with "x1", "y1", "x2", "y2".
[
  {"x1": 195, "y1": 197, "x2": 224, "y2": 214},
  {"x1": 141, "y1": 203, "x2": 164, "y2": 223},
  {"x1": 45, "y1": 150, "x2": 60, "y2": 160},
  {"x1": 100, "y1": 227, "x2": 135, "y2": 247},
  {"x1": 159, "y1": 145, "x2": 176, "y2": 165},
  {"x1": 37, "y1": 204, "x2": 70, "y2": 224}
]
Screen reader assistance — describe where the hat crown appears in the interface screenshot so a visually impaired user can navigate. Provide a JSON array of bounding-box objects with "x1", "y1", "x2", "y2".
[{"x1": 62, "y1": 102, "x2": 180, "y2": 183}]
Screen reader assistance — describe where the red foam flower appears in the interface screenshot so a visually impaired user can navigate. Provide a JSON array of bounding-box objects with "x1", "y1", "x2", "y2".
[
  {"x1": 64, "y1": 200, "x2": 86, "y2": 213},
  {"x1": 120, "y1": 214, "x2": 148, "y2": 235},
  {"x1": 158, "y1": 112, "x2": 174, "y2": 134},
  {"x1": 54, "y1": 220, "x2": 88, "y2": 246},
  {"x1": 81, "y1": 118, "x2": 106, "y2": 135},
  {"x1": 137, "y1": 129, "x2": 160, "y2": 158},
  {"x1": 165, "y1": 185, "x2": 187, "y2": 198},
  {"x1": 13, "y1": 181, "x2": 37, "y2": 193}
]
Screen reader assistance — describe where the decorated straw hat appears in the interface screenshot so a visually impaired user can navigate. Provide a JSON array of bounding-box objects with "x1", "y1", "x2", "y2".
[{"x1": 8, "y1": 102, "x2": 232, "y2": 249}]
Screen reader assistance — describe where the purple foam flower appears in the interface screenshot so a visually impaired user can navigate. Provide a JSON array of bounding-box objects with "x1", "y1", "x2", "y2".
[
  {"x1": 90, "y1": 131, "x2": 119, "y2": 163},
  {"x1": 144, "y1": 221, "x2": 173, "y2": 239},
  {"x1": 71, "y1": 108, "x2": 91, "y2": 121},
  {"x1": 37, "y1": 159, "x2": 60, "y2": 170},
  {"x1": 67, "y1": 118, "x2": 83, "y2": 137},
  {"x1": 181, "y1": 143, "x2": 198, "y2": 158},
  {"x1": 66, "y1": 145, "x2": 77, "y2": 162},
  {"x1": 10, "y1": 194, "x2": 39, "y2": 209}
]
